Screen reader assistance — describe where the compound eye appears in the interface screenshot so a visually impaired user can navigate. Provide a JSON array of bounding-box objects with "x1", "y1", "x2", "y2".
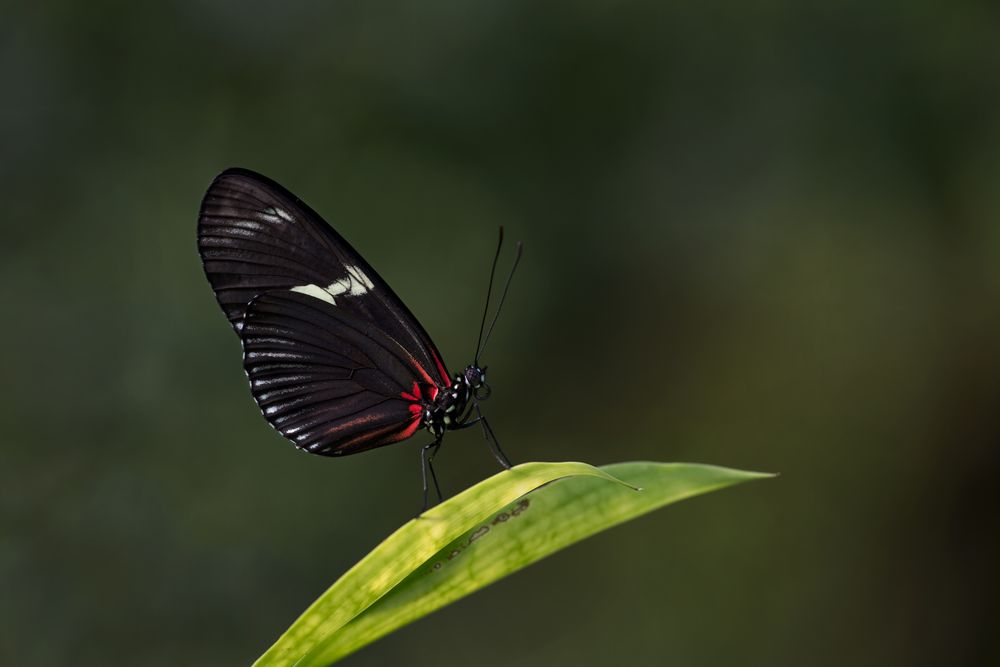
[
  {"x1": 474, "y1": 383, "x2": 492, "y2": 401},
  {"x1": 464, "y1": 366, "x2": 484, "y2": 388}
]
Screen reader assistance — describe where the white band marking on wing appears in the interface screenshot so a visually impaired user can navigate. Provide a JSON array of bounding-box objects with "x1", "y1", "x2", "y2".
[
  {"x1": 289, "y1": 265, "x2": 375, "y2": 306},
  {"x1": 290, "y1": 283, "x2": 336, "y2": 305}
]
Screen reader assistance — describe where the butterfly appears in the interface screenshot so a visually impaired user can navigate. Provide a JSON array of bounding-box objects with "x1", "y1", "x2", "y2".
[{"x1": 197, "y1": 168, "x2": 521, "y2": 508}]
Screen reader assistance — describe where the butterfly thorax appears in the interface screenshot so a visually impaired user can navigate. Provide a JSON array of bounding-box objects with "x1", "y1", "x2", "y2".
[
  {"x1": 422, "y1": 365, "x2": 489, "y2": 438},
  {"x1": 422, "y1": 378, "x2": 469, "y2": 438}
]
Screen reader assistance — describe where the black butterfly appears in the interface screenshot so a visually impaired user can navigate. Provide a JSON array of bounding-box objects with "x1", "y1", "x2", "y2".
[{"x1": 197, "y1": 168, "x2": 520, "y2": 507}]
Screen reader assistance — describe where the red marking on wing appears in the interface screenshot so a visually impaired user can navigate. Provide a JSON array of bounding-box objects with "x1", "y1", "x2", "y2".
[
  {"x1": 409, "y1": 358, "x2": 435, "y2": 386},
  {"x1": 333, "y1": 416, "x2": 421, "y2": 453},
  {"x1": 394, "y1": 414, "x2": 422, "y2": 441},
  {"x1": 408, "y1": 403, "x2": 422, "y2": 415},
  {"x1": 400, "y1": 381, "x2": 421, "y2": 402},
  {"x1": 430, "y1": 349, "x2": 452, "y2": 387},
  {"x1": 401, "y1": 381, "x2": 440, "y2": 405}
]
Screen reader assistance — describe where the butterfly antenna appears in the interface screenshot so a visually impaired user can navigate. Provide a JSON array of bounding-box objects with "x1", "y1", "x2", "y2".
[
  {"x1": 474, "y1": 227, "x2": 505, "y2": 364},
  {"x1": 477, "y1": 240, "x2": 523, "y2": 361}
]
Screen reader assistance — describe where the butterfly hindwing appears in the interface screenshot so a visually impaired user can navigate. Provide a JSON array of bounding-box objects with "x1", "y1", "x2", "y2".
[
  {"x1": 241, "y1": 290, "x2": 429, "y2": 455},
  {"x1": 198, "y1": 167, "x2": 452, "y2": 388}
]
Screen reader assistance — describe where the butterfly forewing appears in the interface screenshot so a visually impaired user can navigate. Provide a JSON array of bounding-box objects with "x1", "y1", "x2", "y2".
[
  {"x1": 197, "y1": 167, "x2": 455, "y2": 456},
  {"x1": 241, "y1": 290, "x2": 428, "y2": 455},
  {"x1": 197, "y1": 168, "x2": 452, "y2": 387}
]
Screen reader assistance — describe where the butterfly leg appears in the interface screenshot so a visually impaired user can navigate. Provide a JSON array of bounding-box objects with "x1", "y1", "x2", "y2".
[
  {"x1": 474, "y1": 405, "x2": 513, "y2": 470},
  {"x1": 420, "y1": 439, "x2": 444, "y2": 514}
]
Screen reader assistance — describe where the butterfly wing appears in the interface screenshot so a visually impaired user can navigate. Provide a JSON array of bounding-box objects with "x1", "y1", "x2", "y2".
[
  {"x1": 240, "y1": 290, "x2": 437, "y2": 455},
  {"x1": 197, "y1": 167, "x2": 452, "y2": 388}
]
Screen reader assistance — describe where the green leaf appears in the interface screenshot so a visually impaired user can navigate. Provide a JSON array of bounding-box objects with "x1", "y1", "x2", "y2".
[{"x1": 253, "y1": 462, "x2": 771, "y2": 667}]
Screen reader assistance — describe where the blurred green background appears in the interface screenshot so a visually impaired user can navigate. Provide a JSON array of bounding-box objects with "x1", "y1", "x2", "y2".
[{"x1": 3, "y1": 1, "x2": 999, "y2": 665}]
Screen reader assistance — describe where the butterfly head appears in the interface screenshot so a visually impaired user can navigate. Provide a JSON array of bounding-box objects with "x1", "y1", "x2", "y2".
[{"x1": 463, "y1": 364, "x2": 492, "y2": 401}]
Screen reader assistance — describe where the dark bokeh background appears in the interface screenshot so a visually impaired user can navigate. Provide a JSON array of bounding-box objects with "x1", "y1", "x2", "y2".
[{"x1": 3, "y1": 2, "x2": 999, "y2": 665}]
